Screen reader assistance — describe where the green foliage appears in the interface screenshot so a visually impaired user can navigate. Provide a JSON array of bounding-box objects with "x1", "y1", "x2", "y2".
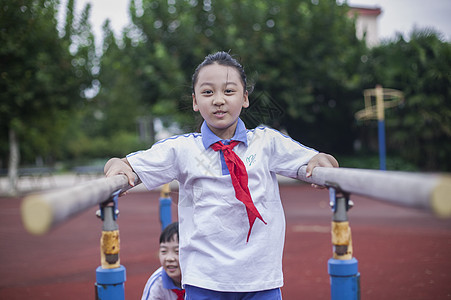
[
  {"x1": 0, "y1": 0, "x2": 95, "y2": 165},
  {"x1": 1, "y1": 0, "x2": 449, "y2": 173},
  {"x1": 337, "y1": 155, "x2": 419, "y2": 171},
  {"x1": 65, "y1": 130, "x2": 147, "y2": 159},
  {"x1": 362, "y1": 30, "x2": 451, "y2": 171},
  {"x1": 94, "y1": 0, "x2": 367, "y2": 155}
]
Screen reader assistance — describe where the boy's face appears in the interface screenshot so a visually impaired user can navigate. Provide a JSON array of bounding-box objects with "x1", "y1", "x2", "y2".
[
  {"x1": 192, "y1": 63, "x2": 249, "y2": 140},
  {"x1": 159, "y1": 234, "x2": 181, "y2": 284}
]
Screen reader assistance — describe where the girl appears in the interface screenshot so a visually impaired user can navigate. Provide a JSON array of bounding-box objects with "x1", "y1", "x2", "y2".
[{"x1": 105, "y1": 51, "x2": 338, "y2": 299}]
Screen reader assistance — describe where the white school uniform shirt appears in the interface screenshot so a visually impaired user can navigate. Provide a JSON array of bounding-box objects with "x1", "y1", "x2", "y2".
[
  {"x1": 127, "y1": 119, "x2": 318, "y2": 292},
  {"x1": 141, "y1": 267, "x2": 183, "y2": 300}
]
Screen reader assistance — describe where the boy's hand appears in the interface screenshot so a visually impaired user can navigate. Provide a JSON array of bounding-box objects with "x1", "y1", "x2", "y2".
[
  {"x1": 306, "y1": 153, "x2": 339, "y2": 189},
  {"x1": 104, "y1": 157, "x2": 136, "y2": 188}
]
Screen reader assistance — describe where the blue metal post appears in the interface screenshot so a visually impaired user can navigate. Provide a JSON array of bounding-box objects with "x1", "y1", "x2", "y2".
[
  {"x1": 328, "y1": 188, "x2": 360, "y2": 300},
  {"x1": 96, "y1": 265, "x2": 126, "y2": 300},
  {"x1": 159, "y1": 183, "x2": 172, "y2": 230},
  {"x1": 375, "y1": 85, "x2": 386, "y2": 171},
  {"x1": 378, "y1": 120, "x2": 386, "y2": 171},
  {"x1": 328, "y1": 258, "x2": 360, "y2": 300}
]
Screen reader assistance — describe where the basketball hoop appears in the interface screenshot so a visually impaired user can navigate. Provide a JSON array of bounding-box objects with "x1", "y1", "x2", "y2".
[
  {"x1": 355, "y1": 85, "x2": 404, "y2": 170},
  {"x1": 355, "y1": 85, "x2": 404, "y2": 121}
]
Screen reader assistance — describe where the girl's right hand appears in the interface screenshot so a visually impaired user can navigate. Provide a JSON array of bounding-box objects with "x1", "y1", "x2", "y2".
[{"x1": 104, "y1": 157, "x2": 136, "y2": 187}]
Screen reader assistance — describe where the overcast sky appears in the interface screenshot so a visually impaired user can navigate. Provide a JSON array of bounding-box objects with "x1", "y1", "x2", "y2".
[
  {"x1": 346, "y1": 0, "x2": 451, "y2": 41},
  {"x1": 62, "y1": 0, "x2": 451, "y2": 46}
]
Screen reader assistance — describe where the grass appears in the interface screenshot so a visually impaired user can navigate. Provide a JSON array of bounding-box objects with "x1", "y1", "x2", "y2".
[{"x1": 336, "y1": 154, "x2": 419, "y2": 172}]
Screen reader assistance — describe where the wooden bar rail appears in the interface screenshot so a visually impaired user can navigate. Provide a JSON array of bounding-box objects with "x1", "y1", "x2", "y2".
[
  {"x1": 297, "y1": 166, "x2": 451, "y2": 218},
  {"x1": 21, "y1": 174, "x2": 137, "y2": 235}
]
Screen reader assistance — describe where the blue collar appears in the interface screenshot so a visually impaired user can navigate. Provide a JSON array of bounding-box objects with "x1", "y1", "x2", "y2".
[
  {"x1": 161, "y1": 268, "x2": 182, "y2": 290},
  {"x1": 201, "y1": 118, "x2": 248, "y2": 149}
]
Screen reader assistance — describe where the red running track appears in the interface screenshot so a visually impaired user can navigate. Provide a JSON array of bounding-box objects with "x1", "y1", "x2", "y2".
[{"x1": 1, "y1": 184, "x2": 450, "y2": 299}]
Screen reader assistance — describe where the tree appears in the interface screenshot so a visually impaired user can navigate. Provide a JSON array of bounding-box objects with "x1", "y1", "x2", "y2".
[
  {"x1": 61, "y1": 0, "x2": 449, "y2": 171},
  {"x1": 362, "y1": 29, "x2": 451, "y2": 171},
  {"x1": 0, "y1": 0, "x2": 95, "y2": 194},
  {"x1": 125, "y1": 0, "x2": 366, "y2": 152}
]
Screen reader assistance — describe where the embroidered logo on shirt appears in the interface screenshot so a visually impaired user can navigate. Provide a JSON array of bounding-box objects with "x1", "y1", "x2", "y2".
[{"x1": 246, "y1": 154, "x2": 256, "y2": 166}]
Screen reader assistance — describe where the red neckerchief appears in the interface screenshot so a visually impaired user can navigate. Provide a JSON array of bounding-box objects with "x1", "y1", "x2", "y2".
[
  {"x1": 211, "y1": 140, "x2": 266, "y2": 242},
  {"x1": 171, "y1": 288, "x2": 185, "y2": 300}
]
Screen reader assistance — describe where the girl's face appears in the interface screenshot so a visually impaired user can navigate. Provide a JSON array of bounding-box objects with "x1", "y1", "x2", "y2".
[
  {"x1": 193, "y1": 63, "x2": 249, "y2": 140},
  {"x1": 159, "y1": 235, "x2": 181, "y2": 286}
]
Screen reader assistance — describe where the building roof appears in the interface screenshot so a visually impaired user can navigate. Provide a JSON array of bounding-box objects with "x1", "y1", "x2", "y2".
[{"x1": 348, "y1": 6, "x2": 382, "y2": 17}]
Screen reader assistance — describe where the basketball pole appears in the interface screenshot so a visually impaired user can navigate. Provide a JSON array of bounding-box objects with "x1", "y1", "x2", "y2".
[
  {"x1": 375, "y1": 85, "x2": 386, "y2": 170},
  {"x1": 356, "y1": 85, "x2": 404, "y2": 171}
]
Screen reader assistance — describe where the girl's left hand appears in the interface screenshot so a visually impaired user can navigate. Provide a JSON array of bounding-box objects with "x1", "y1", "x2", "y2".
[{"x1": 305, "y1": 153, "x2": 339, "y2": 188}]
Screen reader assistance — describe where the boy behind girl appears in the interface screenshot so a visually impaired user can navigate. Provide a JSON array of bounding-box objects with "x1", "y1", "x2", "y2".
[{"x1": 141, "y1": 222, "x2": 184, "y2": 300}]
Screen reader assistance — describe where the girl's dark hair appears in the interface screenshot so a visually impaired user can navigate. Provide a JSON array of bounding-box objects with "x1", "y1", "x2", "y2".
[
  {"x1": 160, "y1": 222, "x2": 179, "y2": 243},
  {"x1": 191, "y1": 51, "x2": 248, "y2": 94}
]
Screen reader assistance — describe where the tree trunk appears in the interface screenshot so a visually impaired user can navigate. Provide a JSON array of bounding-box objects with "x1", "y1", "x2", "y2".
[{"x1": 8, "y1": 127, "x2": 20, "y2": 196}]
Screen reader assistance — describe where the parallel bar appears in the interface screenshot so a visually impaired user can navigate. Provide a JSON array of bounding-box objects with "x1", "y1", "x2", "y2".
[
  {"x1": 297, "y1": 166, "x2": 451, "y2": 218},
  {"x1": 21, "y1": 174, "x2": 137, "y2": 235},
  {"x1": 21, "y1": 167, "x2": 451, "y2": 236}
]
